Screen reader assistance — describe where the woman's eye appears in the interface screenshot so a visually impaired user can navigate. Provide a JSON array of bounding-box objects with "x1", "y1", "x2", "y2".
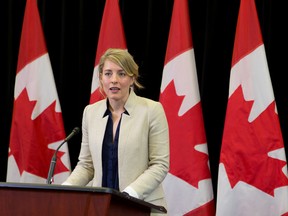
[
  {"x1": 119, "y1": 72, "x2": 126, "y2": 77},
  {"x1": 104, "y1": 72, "x2": 112, "y2": 76}
]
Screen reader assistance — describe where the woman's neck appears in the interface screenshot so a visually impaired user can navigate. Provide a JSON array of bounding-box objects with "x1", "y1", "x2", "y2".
[{"x1": 108, "y1": 100, "x2": 125, "y2": 114}]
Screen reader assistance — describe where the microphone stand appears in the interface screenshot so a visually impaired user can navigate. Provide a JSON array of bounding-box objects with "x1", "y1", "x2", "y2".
[{"x1": 46, "y1": 127, "x2": 80, "y2": 184}]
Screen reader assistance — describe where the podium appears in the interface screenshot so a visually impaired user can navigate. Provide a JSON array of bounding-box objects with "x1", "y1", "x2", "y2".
[{"x1": 0, "y1": 182, "x2": 167, "y2": 216}]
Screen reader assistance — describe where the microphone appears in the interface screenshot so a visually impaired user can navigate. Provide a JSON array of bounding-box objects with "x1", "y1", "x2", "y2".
[{"x1": 46, "y1": 127, "x2": 80, "y2": 184}]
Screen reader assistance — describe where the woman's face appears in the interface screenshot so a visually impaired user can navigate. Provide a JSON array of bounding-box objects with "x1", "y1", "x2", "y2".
[{"x1": 100, "y1": 60, "x2": 134, "y2": 103}]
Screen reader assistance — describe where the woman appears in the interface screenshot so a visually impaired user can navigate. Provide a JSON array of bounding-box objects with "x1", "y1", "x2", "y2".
[{"x1": 63, "y1": 48, "x2": 169, "y2": 215}]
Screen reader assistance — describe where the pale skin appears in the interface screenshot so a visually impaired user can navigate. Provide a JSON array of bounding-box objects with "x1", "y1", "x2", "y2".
[{"x1": 100, "y1": 60, "x2": 135, "y2": 141}]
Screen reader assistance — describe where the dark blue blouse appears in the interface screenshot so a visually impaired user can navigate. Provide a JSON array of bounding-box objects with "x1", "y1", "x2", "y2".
[{"x1": 101, "y1": 108, "x2": 128, "y2": 190}]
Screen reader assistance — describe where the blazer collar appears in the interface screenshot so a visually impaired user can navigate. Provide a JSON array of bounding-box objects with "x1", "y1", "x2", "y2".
[{"x1": 102, "y1": 88, "x2": 137, "y2": 118}]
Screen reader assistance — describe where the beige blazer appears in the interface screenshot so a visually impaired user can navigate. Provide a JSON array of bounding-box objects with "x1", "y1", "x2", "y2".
[{"x1": 65, "y1": 90, "x2": 169, "y2": 210}]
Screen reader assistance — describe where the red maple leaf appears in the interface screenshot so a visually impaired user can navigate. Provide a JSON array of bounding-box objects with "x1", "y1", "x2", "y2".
[
  {"x1": 9, "y1": 88, "x2": 69, "y2": 179},
  {"x1": 221, "y1": 86, "x2": 288, "y2": 196},
  {"x1": 160, "y1": 81, "x2": 211, "y2": 188}
]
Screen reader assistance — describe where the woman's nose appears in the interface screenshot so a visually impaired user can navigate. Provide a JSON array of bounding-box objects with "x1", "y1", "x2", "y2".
[{"x1": 111, "y1": 73, "x2": 118, "y2": 83}]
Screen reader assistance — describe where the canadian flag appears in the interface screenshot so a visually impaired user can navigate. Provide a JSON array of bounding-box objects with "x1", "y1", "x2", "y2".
[
  {"x1": 216, "y1": 0, "x2": 288, "y2": 215},
  {"x1": 159, "y1": 0, "x2": 215, "y2": 215},
  {"x1": 90, "y1": 0, "x2": 126, "y2": 104},
  {"x1": 6, "y1": 0, "x2": 70, "y2": 184}
]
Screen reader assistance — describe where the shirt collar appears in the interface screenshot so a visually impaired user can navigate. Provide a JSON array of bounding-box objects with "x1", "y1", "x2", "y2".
[{"x1": 103, "y1": 100, "x2": 129, "y2": 118}]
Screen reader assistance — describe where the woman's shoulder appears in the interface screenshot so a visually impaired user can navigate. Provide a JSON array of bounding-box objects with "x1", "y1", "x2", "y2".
[
  {"x1": 135, "y1": 94, "x2": 159, "y2": 105},
  {"x1": 135, "y1": 95, "x2": 164, "y2": 112},
  {"x1": 84, "y1": 98, "x2": 107, "y2": 112}
]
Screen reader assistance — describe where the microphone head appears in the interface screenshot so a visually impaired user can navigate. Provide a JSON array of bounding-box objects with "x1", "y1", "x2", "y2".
[{"x1": 73, "y1": 127, "x2": 80, "y2": 134}]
